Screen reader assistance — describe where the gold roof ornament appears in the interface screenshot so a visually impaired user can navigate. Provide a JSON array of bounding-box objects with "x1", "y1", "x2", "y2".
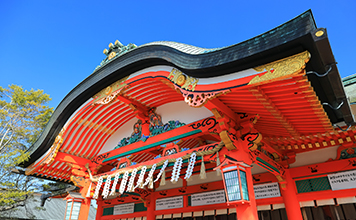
[{"x1": 95, "y1": 40, "x2": 137, "y2": 71}]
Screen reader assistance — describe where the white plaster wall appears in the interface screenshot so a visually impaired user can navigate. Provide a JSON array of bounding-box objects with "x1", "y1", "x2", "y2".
[
  {"x1": 250, "y1": 146, "x2": 339, "y2": 175},
  {"x1": 156, "y1": 171, "x2": 223, "y2": 191},
  {"x1": 126, "y1": 65, "x2": 173, "y2": 80},
  {"x1": 186, "y1": 171, "x2": 222, "y2": 186},
  {"x1": 98, "y1": 118, "x2": 137, "y2": 154},
  {"x1": 126, "y1": 65, "x2": 257, "y2": 85},
  {"x1": 155, "y1": 101, "x2": 213, "y2": 124},
  {"x1": 198, "y1": 68, "x2": 257, "y2": 85},
  {"x1": 156, "y1": 178, "x2": 183, "y2": 191},
  {"x1": 290, "y1": 145, "x2": 338, "y2": 168},
  {"x1": 251, "y1": 164, "x2": 268, "y2": 174},
  {"x1": 99, "y1": 101, "x2": 213, "y2": 154}
]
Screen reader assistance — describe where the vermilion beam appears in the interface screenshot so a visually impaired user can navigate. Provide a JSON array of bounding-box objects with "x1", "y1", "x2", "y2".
[
  {"x1": 93, "y1": 116, "x2": 221, "y2": 166},
  {"x1": 55, "y1": 152, "x2": 91, "y2": 166}
]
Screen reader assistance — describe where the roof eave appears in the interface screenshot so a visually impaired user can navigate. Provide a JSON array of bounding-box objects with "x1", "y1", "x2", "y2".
[
  {"x1": 306, "y1": 28, "x2": 355, "y2": 127},
  {"x1": 22, "y1": 10, "x2": 353, "y2": 168}
]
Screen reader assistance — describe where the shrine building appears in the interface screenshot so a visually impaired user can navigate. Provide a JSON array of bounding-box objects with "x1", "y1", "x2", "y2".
[{"x1": 21, "y1": 10, "x2": 356, "y2": 220}]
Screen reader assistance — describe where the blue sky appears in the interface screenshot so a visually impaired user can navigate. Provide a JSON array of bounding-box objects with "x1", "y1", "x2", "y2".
[{"x1": 1, "y1": 0, "x2": 355, "y2": 109}]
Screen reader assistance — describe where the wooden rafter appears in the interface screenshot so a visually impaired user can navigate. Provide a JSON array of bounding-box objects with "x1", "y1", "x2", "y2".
[
  {"x1": 249, "y1": 87, "x2": 300, "y2": 138},
  {"x1": 264, "y1": 126, "x2": 356, "y2": 152},
  {"x1": 55, "y1": 152, "x2": 91, "y2": 167},
  {"x1": 205, "y1": 98, "x2": 238, "y2": 122},
  {"x1": 116, "y1": 95, "x2": 149, "y2": 119}
]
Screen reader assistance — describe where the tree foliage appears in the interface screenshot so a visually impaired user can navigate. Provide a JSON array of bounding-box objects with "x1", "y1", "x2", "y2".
[{"x1": 0, "y1": 85, "x2": 53, "y2": 215}]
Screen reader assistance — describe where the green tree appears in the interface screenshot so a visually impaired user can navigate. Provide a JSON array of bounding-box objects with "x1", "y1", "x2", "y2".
[{"x1": 0, "y1": 85, "x2": 53, "y2": 216}]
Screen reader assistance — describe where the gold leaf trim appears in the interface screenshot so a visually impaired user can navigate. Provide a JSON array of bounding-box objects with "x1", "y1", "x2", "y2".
[
  {"x1": 92, "y1": 76, "x2": 129, "y2": 104},
  {"x1": 249, "y1": 51, "x2": 311, "y2": 85},
  {"x1": 168, "y1": 68, "x2": 198, "y2": 91}
]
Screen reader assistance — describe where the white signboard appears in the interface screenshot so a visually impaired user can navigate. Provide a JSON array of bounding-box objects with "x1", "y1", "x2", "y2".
[
  {"x1": 156, "y1": 196, "x2": 183, "y2": 210},
  {"x1": 254, "y1": 182, "x2": 281, "y2": 199},
  {"x1": 191, "y1": 190, "x2": 226, "y2": 206},
  {"x1": 113, "y1": 203, "x2": 135, "y2": 215},
  {"x1": 328, "y1": 170, "x2": 356, "y2": 191}
]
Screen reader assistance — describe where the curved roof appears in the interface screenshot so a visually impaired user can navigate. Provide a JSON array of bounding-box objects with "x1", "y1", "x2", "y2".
[
  {"x1": 22, "y1": 10, "x2": 354, "y2": 171},
  {"x1": 140, "y1": 41, "x2": 225, "y2": 55}
]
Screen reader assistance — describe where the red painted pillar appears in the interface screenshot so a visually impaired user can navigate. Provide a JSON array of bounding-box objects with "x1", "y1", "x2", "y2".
[
  {"x1": 78, "y1": 198, "x2": 91, "y2": 220},
  {"x1": 141, "y1": 119, "x2": 150, "y2": 137},
  {"x1": 95, "y1": 198, "x2": 103, "y2": 220},
  {"x1": 78, "y1": 182, "x2": 92, "y2": 220},
  {"x1": 183, "y1": 179, "x2": 188, "y2": 207},
  {"x1": 146, "y1": 192, "x2": 156, "y2": 220},
  {"x1": 235, "y1": 166, "x2": 258, "y2": 220},
  {"x1": 280, "y1": 169, "x2": 303, "y2": 220}
]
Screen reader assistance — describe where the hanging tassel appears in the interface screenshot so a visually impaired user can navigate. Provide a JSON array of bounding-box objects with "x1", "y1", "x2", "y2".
[
  {"x1": 86, "y1": 182, "x2": 92, "y2": 198},
  {"x1": 139, "y1": 179, "x2": 144, "y2": 189},
  {"x1": 200, "y1": 158, "x2": 207, "y2": 179},
  {"x1": 216, "y1": 151, "x2": 221, "y2": 176},
  {"x1": 160, "y1": 171, "x2": 166, "y2": 186},
  {"x1": 186, "y1": 175, "x2": 193, "y2": 182},
  {"x1": 148, "y1": 177, "x2": 154, "y2": 189}
]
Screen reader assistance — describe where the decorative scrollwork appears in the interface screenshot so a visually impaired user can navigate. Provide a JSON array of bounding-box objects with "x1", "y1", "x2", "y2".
[
  {"x1": 249, "y1": 50, "x2": 311, "y2": 85},
  {"x1": 114, "y1": 109, "x2": 185, "y2": 149},
  {"x1": 164, "y1": 148, "x2": 177, "y2": 156},
  {"x1": 189, "y1": 117, "x2": 218, "y2": 131},
  {"x1": 176, "y1": 86, "x2": 230, "y2": 108},
  {"x1": 340, "y1": 147, "x2": 356, "y2": 160},
  {"x1": 150, "y1": 120, "x2": 185, "y2": 137},
  {"x1": 237, "y1": 113, "x2": 248, "y2": 119},
  {"x1": 149, "y1": 109, "x2": 185, "y2": 137},
  {"x1": 92, "y1": 76, "x2": 129, "y2": 105},
  {"x1": 71, "y1": 176, "x2": 87, "y2": 188},
  {"x1": 92, "y1": 152, "x2": 110, "y2": 164},
  {"x1": 241, "y1": 132, "x2": 262, "y2": 151},
  {"x1": 115, "y1": 119, "x2": 143, "y2": 149},
  {"x1": 168, "y1": 68, "x2": 198, "y2": 91}
]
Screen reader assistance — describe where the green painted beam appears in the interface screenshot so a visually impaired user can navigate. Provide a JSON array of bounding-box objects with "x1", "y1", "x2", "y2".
[
  {"x1": 258, "y1": 163, "x2": 275, "y2": 174},
  {"x1": 103, "y1": 130, "x2": 202, "y2": 163},
  {"x1": 256, "y1": 157, "x2": 280, "y2": 174}
]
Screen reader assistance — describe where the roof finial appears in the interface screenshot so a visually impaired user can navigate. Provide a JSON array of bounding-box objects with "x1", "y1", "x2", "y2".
[{"x1": 95, "y1": 40, "x2": 137, "y2": 71}]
